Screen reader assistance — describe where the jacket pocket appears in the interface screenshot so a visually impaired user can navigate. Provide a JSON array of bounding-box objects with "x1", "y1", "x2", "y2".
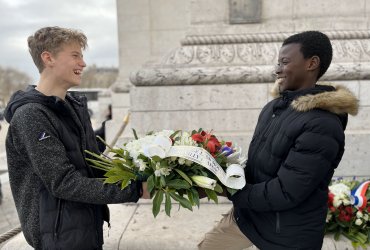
[{"x1": 276, "y1": 212, "x2": 281, "y2": 233}]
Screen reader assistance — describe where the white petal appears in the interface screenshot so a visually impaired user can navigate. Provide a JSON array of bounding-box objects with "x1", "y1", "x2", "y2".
[
  {"x1": 142, "y1": 144, "x2": 166, "y2": 158},
  {"x1": 154, "y1": 135, "x2": 172, "y2": 152}
]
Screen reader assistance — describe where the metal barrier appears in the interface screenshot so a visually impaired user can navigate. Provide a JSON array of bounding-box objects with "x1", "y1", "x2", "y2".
[{"x1": 0, "y1": 226, "x2": 21, "y2": 244}]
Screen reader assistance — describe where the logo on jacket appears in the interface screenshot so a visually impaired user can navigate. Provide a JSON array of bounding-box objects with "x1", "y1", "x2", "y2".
[{"x1": 38, "y1": 131, "x2": 51, "y2": 141}]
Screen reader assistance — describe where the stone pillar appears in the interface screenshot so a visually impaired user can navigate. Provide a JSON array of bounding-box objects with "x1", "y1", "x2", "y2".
[{"x1": 107, "y1": 0, "x2": 191, "y2": 144}]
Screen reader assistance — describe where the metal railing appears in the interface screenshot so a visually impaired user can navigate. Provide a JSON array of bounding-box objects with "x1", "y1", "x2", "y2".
[{"x1": 0, "y1": 226, "x2": 21, "y2": 245}]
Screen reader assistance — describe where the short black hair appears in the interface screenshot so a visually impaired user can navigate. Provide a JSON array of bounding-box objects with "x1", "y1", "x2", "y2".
[{"x1": 282, "y1": 31, "x2": 332, "y2": 80}]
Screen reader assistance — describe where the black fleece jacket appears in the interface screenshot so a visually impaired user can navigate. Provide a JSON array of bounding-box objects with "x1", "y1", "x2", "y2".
[{"x1": 5, "y1": 86, "x2": 141, "y2": 250}]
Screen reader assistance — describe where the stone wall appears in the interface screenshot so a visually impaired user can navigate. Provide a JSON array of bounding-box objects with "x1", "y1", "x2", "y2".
[{"x1": 112, "y1": 0, "x2": 370, "y2": 177}]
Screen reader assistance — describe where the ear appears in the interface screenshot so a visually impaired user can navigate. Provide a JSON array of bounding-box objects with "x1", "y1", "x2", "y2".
[
  {"x1": 307, "y1": 56, "x2": 320, "y2": 72},
  {"x1": 40, "y1": 51, "x2": 55, "y2": 68}
]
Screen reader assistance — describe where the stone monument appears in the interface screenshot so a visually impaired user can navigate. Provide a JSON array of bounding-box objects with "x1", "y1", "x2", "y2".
[{"x1": 113, "y1": 0, "x2": 370, "y2": 178}]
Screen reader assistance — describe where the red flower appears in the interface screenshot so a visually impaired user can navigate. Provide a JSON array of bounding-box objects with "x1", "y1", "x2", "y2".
[
  {"x1": 206, "y1": 137, "x2": 221, "y2": 154},
  {"x1": 191, "y1": 133, "x2": 204, "y2": 143},
  {"x1": 345, "y1": 206, "x2": 353, "y2": 215},
  {"x1": 226, "y1": 141, "x2": 232, "y2": 147},
  {"x1": 191, "y1": 130, "x2": 222, "y2": 155},
  {"x1": 337, "y1": 205, "x2": 353, "y2": 222},
  {"x1": 329, "y1": 206, "x2": 336, "y2": 212},
  {"x1": 367, "y1": 206, "x2": 370, "y2": 213},
  {"x1": 328, "y1": 192, "x2": 334, "y2": 205}
]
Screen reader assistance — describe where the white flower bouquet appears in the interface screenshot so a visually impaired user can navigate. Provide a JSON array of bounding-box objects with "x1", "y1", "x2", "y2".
[{"x1": 86, "y1": 129, "x2": 247, "y2": 217}]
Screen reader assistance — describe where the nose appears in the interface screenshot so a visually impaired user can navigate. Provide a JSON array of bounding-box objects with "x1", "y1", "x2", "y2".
[
  {"x1": 80, "y1": 58, "x2": 86, "y2": 68},
  {"x1": 274, "y1": 64, "x2": 282, "y2": 75}
]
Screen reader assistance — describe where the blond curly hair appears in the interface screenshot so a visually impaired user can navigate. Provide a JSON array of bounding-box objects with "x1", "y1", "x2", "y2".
[{"x1": 28, "y1": 26, "x2": 88, "y2": 73}]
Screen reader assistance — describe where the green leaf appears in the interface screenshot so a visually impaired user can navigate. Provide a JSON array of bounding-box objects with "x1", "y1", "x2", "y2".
[
  {"x1": 170, "y1": 130, "x2": 181, "y2": 139},
  {"x1": 147, "y1": 175, "x2": 155, "y2": 193},
  {"x1": 165, "y1": 192, "x2": 172, "y2": 217},
  {"x1": 334, "y1": 230, "x2": 341, "y2": 241},
  {"x1": 166, "y1": 179, "x2": 191, "y2": 190},
  {"x1": 132, "y1": 128, "x2": 139, "y2": 140},
  {"x1": 187, "y1": 189, "x2": 194, "y2": 205},
  {"x1": 191, "y1": 188, "x2": 200, "y2": 207},
  {"x1": 121, "y1": 178, "x2": 131, "y2": 189},
  {"x1": 160, "y1": 160, "x2": 168, "y2": 167},
  {"x1": 214, "y1": 183, "x2": 223, "y2": 194},
  {"x1": 104, "y1": 175, "x2": 124, "y2": 184},
  {"x1": 152, "y1": 190, "x2": 164, "y2": 217},
  {"x1": 174, "y1": 169, "x2": 192, "y2": 185},
  {"x1": 152, "y1": 156, "x2": 162, "y2": 162},
  {"x1": 205, "y1": 189, "x2": 218, "y2": 204},
  {"x1": 227, "y1": 187, "x2": 238, "y2": 196},
  {"x1": 169, "y1": 192, "x2": 193, "y2": 211},
  {"x1": 160, "y1": 176, "x2": 166, "y2": 187}
]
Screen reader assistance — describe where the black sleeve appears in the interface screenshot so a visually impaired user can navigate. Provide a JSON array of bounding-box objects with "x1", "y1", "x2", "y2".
[{"x1": 11, "y1": 107, "x2": 141, "y2": 204}]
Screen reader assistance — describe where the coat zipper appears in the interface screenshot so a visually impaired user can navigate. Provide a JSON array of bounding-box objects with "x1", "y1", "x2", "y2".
[
  {"x1": 250, "y1": 112, "x2": 277, "y2": 165},
  {"x1": 54, "y1": 199, "x2": 63, "y2": 239},
  {"x1": 276, "y1": 212, "x2": 281, "y2": 233}
]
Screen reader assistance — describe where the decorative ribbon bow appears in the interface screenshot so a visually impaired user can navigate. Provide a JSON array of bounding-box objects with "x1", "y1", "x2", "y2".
[{"x1": 351, "y1": 180, "x2": 370, "y2": 210}]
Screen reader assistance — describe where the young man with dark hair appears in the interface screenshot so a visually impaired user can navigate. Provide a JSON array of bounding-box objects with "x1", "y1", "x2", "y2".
[
  {"x1": 199, "y1": 31, "x2": 359, "y2": 249},
  {"x1": 5, "y1": 26, "x2": 149, "y2": 250}
]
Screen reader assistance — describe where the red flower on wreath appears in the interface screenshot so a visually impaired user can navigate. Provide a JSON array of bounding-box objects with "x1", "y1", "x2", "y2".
[{"x1": 191, "y1": 130, "x2": 221, "y2": 156}]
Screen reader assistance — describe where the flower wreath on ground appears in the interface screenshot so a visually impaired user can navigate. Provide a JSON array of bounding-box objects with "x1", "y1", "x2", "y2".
[
  {"x1": 86, "y1": 129, "x2": 247, "y2": 217},
  {"x1": 326, "y1": 179, "x2": 370, "y2": 247}
]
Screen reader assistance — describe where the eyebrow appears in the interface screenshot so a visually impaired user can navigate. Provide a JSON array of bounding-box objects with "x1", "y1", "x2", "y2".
[
  {"x1": 71, "y1": 51, "x2": 83, "y2": 56},
  {"x1": 278, "y1": 57, "x2": 291, "y2": 61}
]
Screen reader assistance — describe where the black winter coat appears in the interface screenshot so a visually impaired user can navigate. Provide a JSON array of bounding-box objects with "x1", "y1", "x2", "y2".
[{"x1": 230, "y1": 84, "x2": 358, "y2": 250}]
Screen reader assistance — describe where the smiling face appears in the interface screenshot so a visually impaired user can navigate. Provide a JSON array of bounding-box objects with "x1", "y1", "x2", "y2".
[
  {"x1": 275, "y1": 43, "x2": 314, "y2": 92},
  {"x1": 49, "y1": 41, "x2": 86, "y2": 88}
]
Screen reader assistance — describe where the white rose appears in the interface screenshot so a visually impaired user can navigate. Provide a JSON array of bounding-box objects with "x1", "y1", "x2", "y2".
[
  {"x1": 355, "y1": 219, "x2": 363, "y2": 226},
  {"x1": 329, "y1": 183, "x2": 351, "y2": 197},
  {"x1": 333, "y1": 198, "x2": 342, "y2": 208},
  {"x1": 363, "y1": 214, "x2": 369, "y2": 221},
  {"x1": 356, "y1": 211, "x2": 363, "y2": 218}
]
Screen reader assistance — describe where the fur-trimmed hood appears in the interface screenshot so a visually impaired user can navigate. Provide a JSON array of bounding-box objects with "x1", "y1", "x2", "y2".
[{"x1": 270, "y1": 82, "x2": 359, "y2": 116}]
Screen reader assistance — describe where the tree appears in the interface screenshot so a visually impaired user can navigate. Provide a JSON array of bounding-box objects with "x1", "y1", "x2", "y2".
[
  {"x1": 0, "y1": 66, "x2": 31, "y2": 106},
  {"x1": 80, "y1": 65, "x2": 118, "y2": 88}
]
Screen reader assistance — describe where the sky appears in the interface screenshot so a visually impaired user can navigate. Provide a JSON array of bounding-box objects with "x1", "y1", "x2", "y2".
[{"x1": 0, "y1": 0, "x2": 119, "y2": 82}]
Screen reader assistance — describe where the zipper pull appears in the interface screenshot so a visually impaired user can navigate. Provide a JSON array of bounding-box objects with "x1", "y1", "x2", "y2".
[{"x1": 272, "y1": 113, "x2": 276, "y2": 118}]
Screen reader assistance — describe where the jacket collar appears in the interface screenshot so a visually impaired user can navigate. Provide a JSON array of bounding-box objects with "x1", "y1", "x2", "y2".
[{"x1": 270, "y1": 82, "x2": 359, "y2": 116}]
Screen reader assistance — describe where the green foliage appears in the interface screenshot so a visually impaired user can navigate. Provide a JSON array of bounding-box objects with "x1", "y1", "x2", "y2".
[{"x1": 85, "y1": 129, "x2": 246, "y2": 218}]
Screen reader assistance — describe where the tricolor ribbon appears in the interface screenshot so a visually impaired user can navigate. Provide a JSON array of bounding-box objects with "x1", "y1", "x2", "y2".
[{"x1": 350, "y1": 180, "x2": 370, "y2": 210}]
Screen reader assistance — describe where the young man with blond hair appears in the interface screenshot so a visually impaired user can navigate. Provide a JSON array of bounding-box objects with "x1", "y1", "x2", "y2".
[{"x1": 5, "y1": 26, "x2": 149, "y2": 250}]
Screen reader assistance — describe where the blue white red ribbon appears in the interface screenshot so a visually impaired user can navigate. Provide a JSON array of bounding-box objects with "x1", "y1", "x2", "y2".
[{"x1": 350, "y1": 180, "x2": 370, "y2": 210}]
